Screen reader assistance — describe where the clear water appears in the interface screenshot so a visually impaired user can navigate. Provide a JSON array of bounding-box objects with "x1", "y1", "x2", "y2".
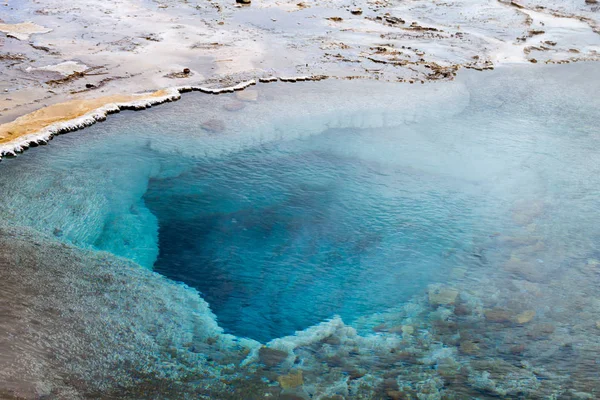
[
  {"x1": 144, "y1": 128, "x2": 486, "y2": 341},
  {"x1": 1, "y1": 63, "x2": 600, "y2": 398}
]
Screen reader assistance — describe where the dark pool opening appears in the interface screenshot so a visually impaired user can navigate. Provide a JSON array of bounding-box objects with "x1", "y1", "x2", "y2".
[{"x1": 144, "y1": 127, "x2": 479, "y2": 342}]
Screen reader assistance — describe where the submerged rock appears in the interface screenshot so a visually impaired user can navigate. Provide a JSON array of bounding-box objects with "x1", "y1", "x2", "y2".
[
  {"x1": 201, "y1": 118, "x2": 226, "y2": 133},
  {"x1": 259, "y1": 347, "x2": 289, "y2": 367},
  {"x1": 509, "y1": 344, "x2": 526, "y2": 355},
  {"x1": 459, "y1": 340, "x2": 480, "y2": 355},
  {"x1": 0, "y1": 224, "x2": 259, "y2": 399},
  {"x1": 468, "y1": 359, "x2": 541, "y2": 397},
  {"x1": 278, "y1": 370, "x2": 303, "y2": 389},
  {"x1": 235, "y1": 89, "x2": 258, "y2": 102},
  {"x1": 515, "y1": 310, "x2": 535, "y2": 324},
  {"x1": 401, "y1": 325, "x2": 414, "y2": 335},
  {"x1": 511, "y1": 200, "x2": 544, "y2": 226},
  {"x1": 428, "y1": 285, "x2": 459, "y2": 306},
  {"x1": 484, "y1": 308, "x2": 512, "y2": 323},
  {"x1": 386, "y1": 391, "x2": 408, "y2": 400},
  {"x1": 526, "y1": 323, "x2": 555, "y2": 339},
  {"x1": 223, "y1": 100, "x2": 246, "y2": 111},
  {"x1": 503, "y1": 256, "x2": 545, "y2": 282}
]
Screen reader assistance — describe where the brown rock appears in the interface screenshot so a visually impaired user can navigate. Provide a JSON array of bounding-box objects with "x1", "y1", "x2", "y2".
[
  {"x1": 164, "y1": 70, "x2": 194, "y2": 79},
  {"x1": 585, "y1": 0, "x2": 597, "y2": 4},
  {"x1": 484, "y1": 308, "x2": 512, "y2": 323},
  {"x1": 259, "y1": 347, "x2": 288, "y2": 367},
  {"x1": 346, "y1": 368, "x2": 366, "y2": 380},
  {"x1": 383, "y1": 16, "x2": 406, "y2": 25},
  {"x1": 322, "y1": 335, "x2": 341, "y2": 346},
  {"x1": 459, "y1": 340, "x2": 480, "y2": 355},
  {"x1": 386, "y1": 390, "x2": 408, "y2": 400},
  {"x1": 206, "y1": 336, "x2": 218, "y2": 345},
  {"x1": 515, "y1": 310, "x2": 535, "y2": 324},
  {"x1": 236, "y1": 0, "x2": 251, "y2": 4},
  {"x1": 350, "y1": 8, "x2": 363, "y2": 15},
  {"x1": 325, "y1": 355, "x2": 344, "y2": 368},
  {"x1": 454, "y1": 303, "x2": 470, "y2": 316},
  {"x1": 391, "y1": 350, "x2": 417, "y2": 363}
]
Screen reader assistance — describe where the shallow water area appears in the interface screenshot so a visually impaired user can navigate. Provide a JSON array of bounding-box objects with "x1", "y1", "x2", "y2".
[{"x1": 1, "y1": 63, "x2": 600, "y2": 398}]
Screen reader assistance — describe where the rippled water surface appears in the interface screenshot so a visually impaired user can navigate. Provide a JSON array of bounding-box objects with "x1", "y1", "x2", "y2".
[
  {"x1": 1, "y1": 63, "x2": 599, "y2": 398},
  {"x1": 145, "y1": 127, "x2": 486, "y2": 341}
]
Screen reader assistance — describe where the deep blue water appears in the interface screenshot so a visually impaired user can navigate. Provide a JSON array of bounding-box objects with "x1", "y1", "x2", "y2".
[{"x1": 144, "y1": 128, "x2": 482, "y2": 341}]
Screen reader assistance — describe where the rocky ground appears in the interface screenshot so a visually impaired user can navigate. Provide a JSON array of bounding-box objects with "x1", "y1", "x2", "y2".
[
  {"x1": 2, "y1": 195, "x2": 600, "y2": 399},
  {"x1": 1, "y1": 0, "x2": 599, "y2": 126}
]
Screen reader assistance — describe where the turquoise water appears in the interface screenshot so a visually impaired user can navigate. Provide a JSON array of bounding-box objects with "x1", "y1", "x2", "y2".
[
  {"x1": 145, "y1": 128, "x2": 485, "y2": 341},
  {"x1": 1, "y1": 63, "x2": 600, "y2": 398}
]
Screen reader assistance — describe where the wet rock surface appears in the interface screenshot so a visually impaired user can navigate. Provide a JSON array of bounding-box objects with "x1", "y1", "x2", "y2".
[{"x1": 0, "y1": 225, "x2": 257, "y2": 399}]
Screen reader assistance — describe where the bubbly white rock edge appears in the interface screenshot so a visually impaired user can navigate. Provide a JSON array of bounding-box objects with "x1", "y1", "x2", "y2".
[{"x1": 0, "y1": 76, "x2": 331, "y2": 160}]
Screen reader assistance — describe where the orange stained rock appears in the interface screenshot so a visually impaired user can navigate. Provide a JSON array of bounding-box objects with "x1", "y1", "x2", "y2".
[{"x1": 0, "y1": 90, "x2": 171, "y2": 145}]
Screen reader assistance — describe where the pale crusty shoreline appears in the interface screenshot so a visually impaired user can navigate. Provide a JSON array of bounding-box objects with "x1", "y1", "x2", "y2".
[
  {"x1": 1, "y1": 0, "x2": 599, "y2": 158},
  {"x1": 0, "y1": 76, "x2": 328, "y2": 159},
  {"x1": 0, "y1": 89, "x2": 180, "y2": 158}
]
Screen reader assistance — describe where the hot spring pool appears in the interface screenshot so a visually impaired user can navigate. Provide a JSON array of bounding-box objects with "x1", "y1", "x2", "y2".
[
  {"x1": 1, "y1": 63, "x2": 599, "y2": 398},
  {"x1": 144, "y1": 125, "x2": 486, "y2": 341}
]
